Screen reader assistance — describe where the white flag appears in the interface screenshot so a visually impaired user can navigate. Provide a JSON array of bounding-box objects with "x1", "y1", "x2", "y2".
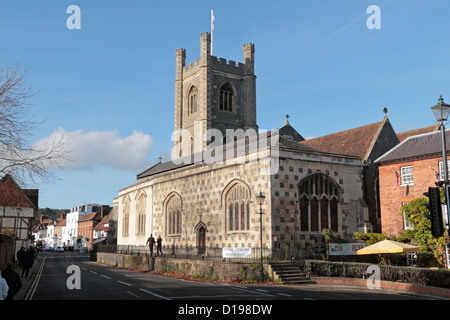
[{"x1": 211, "y1": 9, "x2": 215, "y2": 55}]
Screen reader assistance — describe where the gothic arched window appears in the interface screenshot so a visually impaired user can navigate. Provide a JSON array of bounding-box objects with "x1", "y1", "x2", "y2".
[
  {"x1": 298, "y1": 174, "x2": 340, "y2": 233},
  {"x1": 219, "y1": 83, "x2": 233, "y2": 112},
  {"x1": 136, "y1": 191, "x2": 146, "y2": 235},
  {"x1": 122, "y1": 196, "x2": 130, "y2": 236},
  {"x1": 166, "y1": 193, "x2": 182, "y2": 236},
  {"x1": 225, "y1": 183, "x2": 250, "y2": 232},
  {"x1": 188, "y1": 85, "x2": 198, "y2": 115}
]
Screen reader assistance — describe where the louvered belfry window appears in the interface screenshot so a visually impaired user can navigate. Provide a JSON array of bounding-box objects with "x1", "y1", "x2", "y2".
[{"x1": 219, "y1": 83, "x2": 233, "y2": 112}]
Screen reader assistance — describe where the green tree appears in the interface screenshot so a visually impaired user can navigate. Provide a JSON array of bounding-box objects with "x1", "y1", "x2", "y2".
[{"x1": 399, "y1": 197, "x2": 449, "y2": 268}]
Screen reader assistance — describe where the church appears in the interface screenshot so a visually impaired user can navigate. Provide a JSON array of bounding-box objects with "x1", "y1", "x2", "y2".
[{"x1": 114, "y1": 32, "x2": 371, "y2": 255}]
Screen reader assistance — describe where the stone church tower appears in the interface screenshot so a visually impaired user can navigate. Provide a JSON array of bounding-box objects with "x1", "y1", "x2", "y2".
[{"x1": 174, "y1": 32, "x2": 258, "y2": 156}]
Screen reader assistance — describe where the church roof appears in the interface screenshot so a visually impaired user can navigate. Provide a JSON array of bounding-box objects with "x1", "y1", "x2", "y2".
[
  {"x1": 137, "y1": 158, "x2": 195, "y2": 179},
  {"x1": 396, "y1": 123, "x2": 441, "y2": 142},
  {"x1": 299, "y1": 115, "x2": 395, "y2": 162},
  {"x1": 136, "y1": 128, "x2": 358, "y2": 180},
  {"x1": 271, "y1": 122, "x2": 305, "y2": 142}
]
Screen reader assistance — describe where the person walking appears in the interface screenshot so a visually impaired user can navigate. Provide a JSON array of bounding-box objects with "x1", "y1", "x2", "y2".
[
  {"x1": 156, "y1": 235, "x2": 163, "y2": 256},
  {"x1": 0, "y1": 269, "x2": 8, "y2": 300},
  {"x1": 20, "y1": 248, "x2": 33, "y2": 278},
  {"x1": 29, "y1": 246, "x2": 37, "y2": 261},
  {"x1": 146, "y1": 234, "x2": 155, "y2": 256},
  {"x1": 1, "y1": 261, "x2": 22, "y2": 300},
  {"x1": 16, "y1": 247, "x2": 25, "y2": 268}
]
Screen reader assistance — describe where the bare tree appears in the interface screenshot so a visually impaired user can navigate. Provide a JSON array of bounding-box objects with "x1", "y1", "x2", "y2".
[{"x1": 0, "y1": 64, "x2": 71, "y2": 185}]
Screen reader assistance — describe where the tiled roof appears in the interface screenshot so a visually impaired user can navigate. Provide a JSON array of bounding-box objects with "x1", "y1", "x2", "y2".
[
  {"x1": 78, "y1": 212, "x2": 100, "y2": 222},
  {"x1": 300, "y1": 121, "x2": 384, "y2": 161},
  {"x1": 396, "y1": 123, "x2": 440, "y2": 142},
  {"x1": 55, "y1": 219, "x2": 66, "y2": 227},
  {"x1": 0, "y1": 174, "x2": 38, "y2": 209},
  {"x1": 375, "y1": 129, "x2": 450, "y2": 164},
  {"x1": 94, "y1": 215, "x2": 109, "y2": 231}
]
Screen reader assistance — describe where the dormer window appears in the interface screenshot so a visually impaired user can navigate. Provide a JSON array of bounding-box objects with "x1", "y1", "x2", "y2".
[{"x1": 219, "y1": 82, "x2": 233, "y2": 112}]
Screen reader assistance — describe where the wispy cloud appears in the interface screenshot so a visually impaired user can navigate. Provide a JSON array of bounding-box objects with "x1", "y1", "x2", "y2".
[{"x1": 33, "y1": 127, "x2": 153, "y2": 171}]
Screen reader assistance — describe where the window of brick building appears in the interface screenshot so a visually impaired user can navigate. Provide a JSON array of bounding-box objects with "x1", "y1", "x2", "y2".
[
  {"x1": 438, "y1": 160, "x2": 450, "y2": 180},
  {"x1": 400, "y1": 166, "x2": 413, "y2": 185}
]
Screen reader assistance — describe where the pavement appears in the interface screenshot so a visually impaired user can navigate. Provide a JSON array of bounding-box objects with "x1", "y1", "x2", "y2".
[{"x1": 13, "y1": 254, "x2": 44, "y2": 300}]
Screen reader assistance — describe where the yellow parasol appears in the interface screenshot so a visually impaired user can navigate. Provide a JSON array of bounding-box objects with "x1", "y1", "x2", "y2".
[
  {"x1": 356, "y1": 240, "x2": 418, "y2": 255},
  {"x1": 357, "y1": 240, "x2": 418, "y2": 265}
]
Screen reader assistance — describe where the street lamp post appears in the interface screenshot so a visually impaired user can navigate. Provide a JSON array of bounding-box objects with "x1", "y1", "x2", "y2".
[
  {"x1": 431, "y1": 95, "x2": 450, "y2": 234},
  {"x1": 255, "y1": 190, "x2": 266, "y2": 283}
]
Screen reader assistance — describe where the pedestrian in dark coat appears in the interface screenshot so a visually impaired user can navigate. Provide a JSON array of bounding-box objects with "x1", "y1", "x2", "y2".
[
  {"x1": 2, "y1": 261, "x2": 22, "y2": 300},
  {"x1": 156, "y1": 235, "x2": 163, "y2": 256},
  {"x1": 146, "y1": 234, "x2": 155, "y2": 256},
  {"x1": 29, "y1": 246, "x2": 37, "y2": 261},
  {"x1": 20, "y1": 248, "x2": 33, "y2": 278},
  {"x1": 16, "y1": 247, "x2": 25, "y2": 268}
]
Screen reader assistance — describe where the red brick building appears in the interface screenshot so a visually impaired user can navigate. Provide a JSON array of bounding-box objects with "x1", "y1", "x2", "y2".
[
  {"x1": 376, "y1": 127, "x2": 449, "y2": 238},
  {"x1": 78, "y1": 212, "x2": 103, "y2": 250}
]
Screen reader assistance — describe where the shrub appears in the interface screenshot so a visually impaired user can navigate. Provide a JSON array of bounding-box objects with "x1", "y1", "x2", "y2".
[{"x1": 302, "y1": 260, "x2": 450, "y2": 288}]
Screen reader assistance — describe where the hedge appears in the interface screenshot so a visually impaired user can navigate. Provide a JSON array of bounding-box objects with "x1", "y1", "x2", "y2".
[{"x1": 300, "y1": 260, "x2": 450, "y2": 288}]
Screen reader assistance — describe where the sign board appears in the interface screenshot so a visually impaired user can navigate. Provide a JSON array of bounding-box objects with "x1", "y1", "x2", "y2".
[
  {"x1": 222, "y1": 247, "x2": 252, "y2": 258},
  {"x1": 329, "y1": 243, "x2": 366, "y2": 256},
  {"x1": 314, "y1": 236, "x2": 326, "y2": 253}
]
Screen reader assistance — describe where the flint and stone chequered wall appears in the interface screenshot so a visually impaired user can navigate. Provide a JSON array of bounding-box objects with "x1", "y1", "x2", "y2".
[{"x1": 116, "y1": 149, "x2": 364, "y2": 250}]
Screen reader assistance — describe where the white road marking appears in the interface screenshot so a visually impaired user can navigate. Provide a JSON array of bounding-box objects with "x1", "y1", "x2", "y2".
[
  {"x1": 117, "y1": 280, "x2": 132, "y2": 286},
  {"x1": 139, "y1": 288, "x2": 172, "y2": 300},
  {"x1": 277, "y1": 292, "x2": 293, "y2": 297}
]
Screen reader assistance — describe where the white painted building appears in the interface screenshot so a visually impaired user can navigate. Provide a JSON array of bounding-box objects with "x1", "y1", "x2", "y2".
[
  {"x1": 45, "y1": 222, "x2": 56, "y2": 249},
  {"x1": 66, "y1": 203, "x2": 102, "y2": 249}
]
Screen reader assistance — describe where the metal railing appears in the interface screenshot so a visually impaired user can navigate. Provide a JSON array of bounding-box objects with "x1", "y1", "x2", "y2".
[{"x1": 95, "y1": 244, "x2": 320, "y2": 263}]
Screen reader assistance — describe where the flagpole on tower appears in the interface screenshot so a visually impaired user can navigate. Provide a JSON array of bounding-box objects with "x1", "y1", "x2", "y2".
[{"x1": 211, "y1": 9, "x2": 215, "y2": 55}]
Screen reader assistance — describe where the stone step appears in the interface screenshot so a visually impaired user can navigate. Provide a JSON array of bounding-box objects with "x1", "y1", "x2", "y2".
[{"x1": 269, "y1": 261, "x2": 314, "y2": 285}]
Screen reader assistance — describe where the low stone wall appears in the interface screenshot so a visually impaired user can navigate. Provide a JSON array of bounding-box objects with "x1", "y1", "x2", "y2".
[{"x1": 96, "y1": 252, "x2": 268, "y2": 282}]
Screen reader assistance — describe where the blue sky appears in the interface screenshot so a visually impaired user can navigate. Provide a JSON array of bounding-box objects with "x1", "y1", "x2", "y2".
[{"x1": 1, "y1": 0, "x2": 450, "y2": 209}]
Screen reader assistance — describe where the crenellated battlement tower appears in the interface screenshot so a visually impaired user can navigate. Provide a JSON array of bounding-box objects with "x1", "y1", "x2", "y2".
[{"x1": 174, "y1": 32, "x2": 258, "y2": 156}]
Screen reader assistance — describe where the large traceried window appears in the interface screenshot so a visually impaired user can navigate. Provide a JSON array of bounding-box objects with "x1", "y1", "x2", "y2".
[
  {"x1": 226, "y1": 183, "x2": 250, "y2": 232},
  {"x1": 188, "y1": 85, "x2": 198, "y2": 115},
  {"x1": 298, "y1": 174, "x2": 340, "y2": 233},
  {"x1": 219, "y1": 82, "x2": 233, "y2": 112},
  {"x1": 166, "y1": 193, "x2": 182, "y2": 236},
  {"x1": 122, "y1": 196, "x2": 130, "y2": 236},
  {"x1": 136, "y1": 191, "x2": 146, "y2": 235}
]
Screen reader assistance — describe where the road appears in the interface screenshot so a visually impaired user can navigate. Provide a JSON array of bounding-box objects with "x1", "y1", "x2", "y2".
[{"x1": 26, "y1": 252, "x2": 439, "y2": 302}]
